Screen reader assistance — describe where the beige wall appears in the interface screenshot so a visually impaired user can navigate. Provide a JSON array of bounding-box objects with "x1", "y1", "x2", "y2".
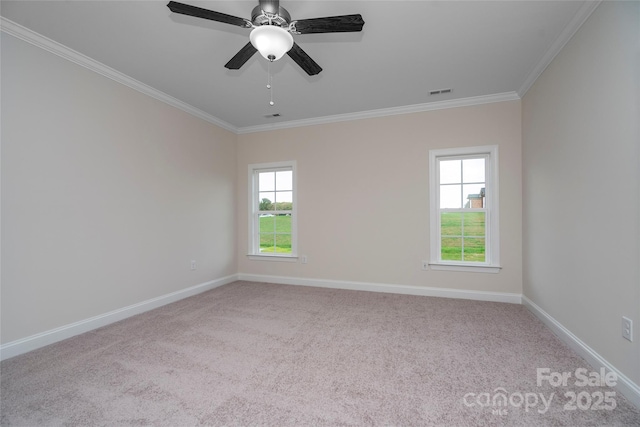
[
  {"x1": 237, "y1": 101, "x2": 522, "y2": 294},
  {"x1": 1, "y1": 34, "x2": 238, "y2": 343},
  {"x1": 522, "y1": 1, "x2": 640, "y2": 384}
]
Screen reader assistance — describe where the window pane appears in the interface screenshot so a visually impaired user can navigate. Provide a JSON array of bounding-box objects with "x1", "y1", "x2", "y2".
[
  {"x1": 275, "y1": 234, "x2": 292, "y2": 254},
  {"x1": 441, "y1": 212, "x2": 462, "y2": 237},
  {"x1": 463, "y1": 238, "x2": 485, "y2": 262},
  {"x1": 259, "y1": 192, "x2": 275, "y2": 211},
  {"x1": 440, "y1": 184, "x2": 462, "y2": 208},
  {"x1": 259, "y1": 234, "x2": 275, "y2": 252},
  {"x1": 463, "y1": 158, "x2": 485, "y2": 183},
  {"x1": 258, "y1": 171, "x2": 275, "y2": 191},
  {"x1": 441, "y1": 237, "x2": 462, "y2": 261},
  {"x1": 463, "y1": 184, "x2": 485, "y2": 209},
  {"x1": 463, "y1": 212, "x2": 485, "y2": 237},
  {"x1": 275, "y1": 170, "x2": 292, "y2": 191},
  {"x1": 275, "y1": 214, "x2": 291, "y2": 233},
  {"x1": 259, "y1": 214, "x2": 275, "y2": 233},
  {"x1": 275, "y1": 191, "x2": 293, "y2": 210},
  {"x1": 440, "y1": 160, "x2": 461, "y2": 184}
]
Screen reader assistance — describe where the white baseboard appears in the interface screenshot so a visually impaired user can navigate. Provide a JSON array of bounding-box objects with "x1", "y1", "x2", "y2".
[
  {"x1": 0, "y1": 274, "x2": 238, "y2": 361},
  {"x1": 6, "y1": 273, "x2": 636, "y2": 411},
  {"x1": 0, "y1": 273, "x2": 517, "y2": 361},
  {"x1": 523, "y1": 296, "x2": 640, "y2": 410},
  {"x1": 237, "y1": 273, "x2": 522, "y2": 304}
]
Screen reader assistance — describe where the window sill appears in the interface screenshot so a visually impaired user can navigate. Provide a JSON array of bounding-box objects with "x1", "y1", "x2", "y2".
[
  {"x1": 429, "y1": 263, "x2": 501, "y2": 274},
  {"x1": 247, "y1": 254, "x2": 298, "y2": 263}
]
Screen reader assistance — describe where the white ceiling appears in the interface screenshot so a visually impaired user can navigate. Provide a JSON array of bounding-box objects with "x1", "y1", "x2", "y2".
[{"x1": 1, "y1": 1, "x2": 595, "y2": 132}]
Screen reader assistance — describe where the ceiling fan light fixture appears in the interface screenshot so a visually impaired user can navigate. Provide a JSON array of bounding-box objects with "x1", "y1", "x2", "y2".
[{"x1": 250, "y1": 25, "x2": 293, "y2": 62}]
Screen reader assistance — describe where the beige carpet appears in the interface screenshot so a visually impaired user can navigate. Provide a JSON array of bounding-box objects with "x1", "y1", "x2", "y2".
[{"x1": 1, "y1": 281, "x2": 639, "y2": 426}]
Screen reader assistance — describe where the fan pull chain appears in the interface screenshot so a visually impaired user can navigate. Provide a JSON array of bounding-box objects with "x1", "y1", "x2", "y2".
[
  {"x1": 266, "y1": 61, "x2": 272, "y2": 89},
  {"x1": 270, "y1": 81, "x2": 274, "y2": 107},
  {"x1": 267, "y1": 62, "x2": 275, "y2": 106}
]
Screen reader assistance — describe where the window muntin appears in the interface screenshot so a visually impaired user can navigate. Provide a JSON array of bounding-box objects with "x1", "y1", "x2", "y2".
[
  {"x1": 249, "y1": 162, "x2": 296, "y2": 257},
  {"x1": 429, "y1": 146, "x2": 499, "y2": 271}
]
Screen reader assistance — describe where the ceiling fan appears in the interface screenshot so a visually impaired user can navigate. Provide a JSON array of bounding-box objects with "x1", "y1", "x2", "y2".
[{"x1": 167, "y1": 0, "x2": 365, "y2": 76}]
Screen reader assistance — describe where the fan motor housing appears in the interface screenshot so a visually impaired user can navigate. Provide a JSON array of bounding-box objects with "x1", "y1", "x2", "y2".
[{"x1": 251, "y1": 5, "x2": 291, "y2": 27}]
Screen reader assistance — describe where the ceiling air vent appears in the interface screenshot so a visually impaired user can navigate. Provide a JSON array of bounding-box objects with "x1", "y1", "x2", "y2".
[
  {"x1": 264, "y1": 113, "x2": 281, "y2": 118},
  {"x1": 429, "y1": 88, "x2": 452, "y2": 95}
]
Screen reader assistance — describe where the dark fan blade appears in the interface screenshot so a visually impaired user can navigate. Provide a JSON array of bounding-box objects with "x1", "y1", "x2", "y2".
[
  {"x1": 292, "y1": 14, "x2": 364, "y2": 34},
  {"x1": 224, "y1": 42, "x2": 258, "y2": 69},
  {"x1": 259, "y1": 0, "x2": 279, "y2": 15},
  {"x1": 287, "y1": 42, "x2": 322, "y2": 76},
  {"x1": 167, "y1": 1, "x2": 250, "y2": 28}
]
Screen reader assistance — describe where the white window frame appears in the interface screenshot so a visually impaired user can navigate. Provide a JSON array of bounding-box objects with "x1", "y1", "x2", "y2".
[
  {"x1": 429, "y1": 145, "x2": 500, "y2": 273},
  {"x1": 248, "y1": 161, "x2": 298, "y2": 262}
]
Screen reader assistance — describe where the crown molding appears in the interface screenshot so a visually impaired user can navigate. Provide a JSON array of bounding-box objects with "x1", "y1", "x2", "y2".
[
  {"x1": 237, "y1": 92, "x2": 521, "y2": 134},
  {"x1": 2, "y1": 16, "x2": 522, "y2": 137},
  {"x1": 0, "y1": 17, "x2": 238, "y2": 134},
  {"x1": 518, "y1": 0, "x2": 602, "y2": 97}
]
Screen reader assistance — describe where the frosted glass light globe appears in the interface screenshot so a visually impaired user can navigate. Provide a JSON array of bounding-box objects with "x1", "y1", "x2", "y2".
[{"x1": 250, "y1": 25, "x2": 294, "y2": 62}]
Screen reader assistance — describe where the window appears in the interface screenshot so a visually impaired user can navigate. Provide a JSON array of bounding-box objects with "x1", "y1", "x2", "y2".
[
  {"x1": 248, "y1": 161, "x2": 297, "y2": 260},
  {"x1": 429, "y1": 146, "x2": 500, "y2": 273}
]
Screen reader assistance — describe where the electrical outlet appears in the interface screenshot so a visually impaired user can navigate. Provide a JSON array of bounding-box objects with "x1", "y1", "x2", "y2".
[
  {"x1": 421, "y1": 260, "x2": 429, "y2": 271},
  {"x1": 622, "y1": 317, "x2": 633, "y2": 342},
  {"x1": 190, "y1": 260, "x2": 196, "y2": 271}
]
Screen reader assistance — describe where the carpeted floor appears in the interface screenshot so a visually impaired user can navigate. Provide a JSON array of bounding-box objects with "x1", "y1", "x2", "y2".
[{"x1": 1, "y1": 281, "x2": 639, "y2": 426}]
